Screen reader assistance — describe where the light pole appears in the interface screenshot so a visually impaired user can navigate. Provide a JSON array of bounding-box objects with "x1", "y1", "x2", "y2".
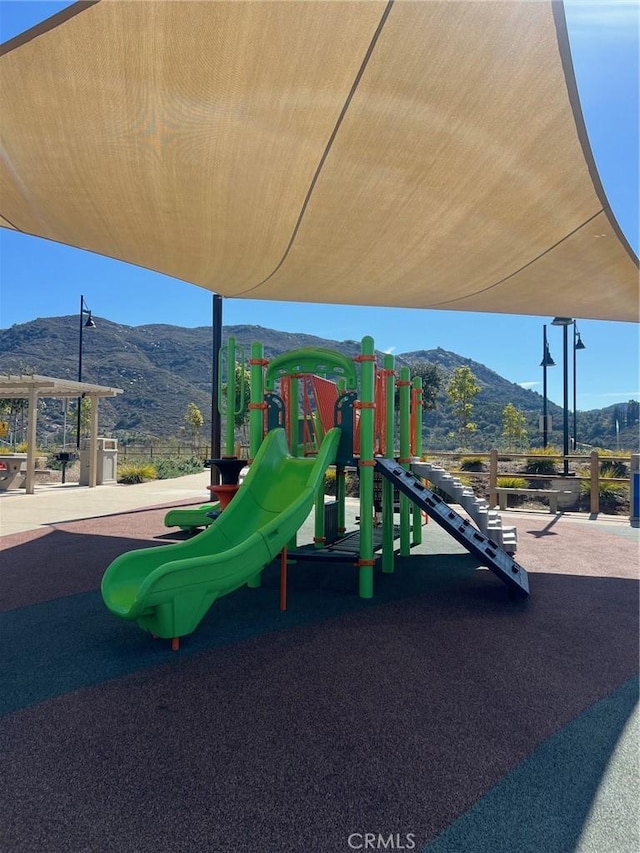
[
  {"x1": 210, "y1": 294, "x2": 223, "y2": 486},
  {"x1": 573, "y1": 323, "x2": 586, "y2": 450},
  {"x1": 76, "y1": 295, "x2": 96, "y2": 448},
  {"x1": 551, "y1": 317, "x2": 573, "y2": 475},
  {"x1": 540, "y1": 325, "x2": 555, "y2": 449}
]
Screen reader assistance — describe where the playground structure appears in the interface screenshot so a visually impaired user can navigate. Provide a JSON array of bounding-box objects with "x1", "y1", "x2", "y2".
[
  {"x1": 164, "y1": 335, "x2": 428, "y2": 588},
  {"x1": 102, "y1": 336, "x2": 529, "y2": 649},
  {"x1": 247, "y1": 335, "x2": 423, "y2": 598}
]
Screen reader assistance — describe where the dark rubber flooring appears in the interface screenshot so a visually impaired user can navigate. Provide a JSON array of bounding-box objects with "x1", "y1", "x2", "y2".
[{"x1": 1, "y1": 505, "x2": 637, "y2": 853}]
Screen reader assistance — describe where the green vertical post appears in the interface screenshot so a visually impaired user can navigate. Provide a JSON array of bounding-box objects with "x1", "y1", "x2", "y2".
[
  {"x1": 382, "y1": 353, "x2": 396, "y2": 573},
  {"x1": 358, "y1": 336, "x2": 376, "y2": 598},
  {"x1": 249, "y1": 342, "x2": 265, "y2": 462},
  {"x1": 248, "y1": 341, "x2": 265, "y2": 588},
  {"x1": 412, "y1": 375, "x2": 423, "y2": 546},
  {"x1": 224, "y1": 336, "x2": 236, "y2": 456},
  {"x1": 398, "y1": 366, "x2": 412, "y2": 556},
  {"x1": 289, "y1": 376, "x2": 299, "y2": 457}
]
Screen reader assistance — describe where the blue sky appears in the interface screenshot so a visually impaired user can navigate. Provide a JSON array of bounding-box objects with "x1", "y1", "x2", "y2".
[{"x1": 0, "y1": 0, "x2": 638, "y2": 412}]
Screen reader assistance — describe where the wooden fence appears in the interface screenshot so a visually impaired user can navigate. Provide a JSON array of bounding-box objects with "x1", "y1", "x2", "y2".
[
  {"x1": 119, "y1": 442, "x2": 209, "y2": 461},
  {"x1": 117, "y1": 442, "x2": 635, "y2": 518},
  {"x1": 421, "y1": 449, "x2": 634, "y2": 517},
  {"x1": 118, "y1": 442, "x2": 250, "y2": 461}
]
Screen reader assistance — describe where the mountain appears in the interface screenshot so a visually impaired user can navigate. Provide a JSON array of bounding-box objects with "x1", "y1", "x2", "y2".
[{"x1": 0, "y1": 316, "x2": 637, "y2": 451}]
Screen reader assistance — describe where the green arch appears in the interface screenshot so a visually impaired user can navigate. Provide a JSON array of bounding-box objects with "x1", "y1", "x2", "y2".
[{"x1": 264, "y1": 347, "x2": 358, "y2": 391}]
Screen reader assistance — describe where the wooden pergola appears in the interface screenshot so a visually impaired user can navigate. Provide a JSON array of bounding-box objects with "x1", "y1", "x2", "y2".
[{"x1": 0, "y1": 374, "x2": 122, "y2": 494}]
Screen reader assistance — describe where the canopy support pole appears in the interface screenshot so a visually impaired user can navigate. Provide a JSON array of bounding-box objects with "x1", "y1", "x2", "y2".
[
  {"x1": 25, "y1": 388, "x2": 38, "y2": 494},
  {"x1": 211, "y1": 294, "x2": 223, "y2": 486}
]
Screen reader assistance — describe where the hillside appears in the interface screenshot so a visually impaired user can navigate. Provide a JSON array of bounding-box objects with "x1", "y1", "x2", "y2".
[{"x1": 0, "y1": 316, "x2": 637, "y2": 451}]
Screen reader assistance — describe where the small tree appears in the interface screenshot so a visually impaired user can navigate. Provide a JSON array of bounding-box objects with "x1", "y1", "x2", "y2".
[
  {"x1": 446, "y1": 366, "x2": 480, "y2": 448},
  {"x1": 0, "y1": 398, "x2": 20, "y2": 444},
  {"x1": 222, "y1": 365, "x2": 251, "y2": 445},
  {"x1": 80, "y1": 397, "x2": 92, "y2": 436},
  {"x1": 502, "y1": 402, "x2": 528, "y2": 451},
  {"x1": 184, "y1": 402, "x2": 204, "y2": 451},
  {"x1": 72, "y1": 396, "x2": 92, "y2": 445},
  {"x1": 232, "y1": 365, "x2": 251, "y2": 430},
  {"x1": 406, "y1": 360, "x2": 442, "y2": 412}
]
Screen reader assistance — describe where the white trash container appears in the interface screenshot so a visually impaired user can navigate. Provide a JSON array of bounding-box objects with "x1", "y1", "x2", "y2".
[{"x1": 79, "y1": 438, "x2": 118, "y2": 485}]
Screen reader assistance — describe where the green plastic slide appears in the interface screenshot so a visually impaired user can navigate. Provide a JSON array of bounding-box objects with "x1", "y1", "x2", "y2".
[{"x1": 101, "y1": 427, "x2": 341, "y2": 642}]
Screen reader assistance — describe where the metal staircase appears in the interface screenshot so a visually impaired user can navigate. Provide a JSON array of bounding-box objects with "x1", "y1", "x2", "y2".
[
  {"x1": 375, "y1": 459, "x2": 529, "y2": 597},
  {"x1": 411, "y1": 460, "x2": 518, "y2": 554}
]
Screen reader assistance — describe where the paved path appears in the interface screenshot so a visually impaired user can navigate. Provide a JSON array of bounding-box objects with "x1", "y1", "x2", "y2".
[{"x1": 0, "y1": 473, "x2": 213, "y2": 537}]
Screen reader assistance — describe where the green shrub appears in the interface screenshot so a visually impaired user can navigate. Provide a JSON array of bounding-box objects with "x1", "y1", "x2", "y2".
[
  {"x1": 457, "y1": 473, "x2": 474, "y2": 487},
  {"x1": 46, "y1": 453, "x2": 64, "y2": 470},
  {"x1": 459, "y1": 456, "x2": 485, "y2": 472},
  {"x1": 325, "y1": 470, "x2": 359, "y2": 497},
  {"x1": 324, "y1": 468, "x2": 337, "y2": 489},
  {"x1": 592, "y1": 450, "x2": 629, "y2": 478},
  {"x1": 525, "y1": 447, "x2": 558, "y2": 475},
  {"x1": 497, "y1": 476, "x2": 528, "y2": 489},
  {"x1": 155, "y1": 457, "x2": 204, "y2": 480},
  {"x1": 0, "y1": 443, "x2": 50, "y2": 457},
  {"x1": 345, "y1": 472, "x2": 359, "y2": 497},
  {"x1": 117, "y1": 463, "x2": 157, "y2": 484},
  {"x1": 580, "y1": 477, "x2": 628, "y2": 512},
  {"x1": 599, "y1": 458, "x2": 628, "y2": 478},
  {"x1": 598, "y1": 448, "x2": 629, "y2": 459}
]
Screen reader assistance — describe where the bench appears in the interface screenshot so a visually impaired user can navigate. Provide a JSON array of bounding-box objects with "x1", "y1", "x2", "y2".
[{"x1": 490, "y1": 487, "x2": 561, "y2": 513}]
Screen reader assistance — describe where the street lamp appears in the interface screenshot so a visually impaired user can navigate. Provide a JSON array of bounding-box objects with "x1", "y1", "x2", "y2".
[
  {"x1": 551, "y1": 316, "x2": 573, "y2": 475},
  {"x1": 540, "y1": 325, "x2": 555, "y2": 448},
  {"x1": 76, "y1": 295, "x2": 96, "y2": 448},
  {"x1": 573, "y1": 324, "x2": 586, "y2": 450}
]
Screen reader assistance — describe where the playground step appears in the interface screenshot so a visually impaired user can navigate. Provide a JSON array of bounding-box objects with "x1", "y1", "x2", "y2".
[
  {"x1": 474, "y1": 508, "x2": 490, "y2": 535},
  {"x1": 501, "y1": 528, "x2": 518, "y2": 555},
  {"x1": 412, "y1": 460, "x2": 518, "y2": 554},
  {"x1": 487, "y1": 523, "x2": 505, "y2": 548}
]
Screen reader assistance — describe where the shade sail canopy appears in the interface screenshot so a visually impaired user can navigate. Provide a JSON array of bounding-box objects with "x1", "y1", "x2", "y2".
[{"x1": 1, "y1": 0, "x2": 637, "y2": 321}]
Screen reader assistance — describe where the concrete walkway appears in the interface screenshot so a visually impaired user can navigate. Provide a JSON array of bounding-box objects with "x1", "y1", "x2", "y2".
[{"x1": 0, "y1": 473, "x2": 213, "y2": 537}]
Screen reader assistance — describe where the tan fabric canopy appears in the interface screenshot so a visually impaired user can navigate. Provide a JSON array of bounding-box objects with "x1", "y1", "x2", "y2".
[{"x1": 1, "y1": 0, "x2": 637, "y2": 321}]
